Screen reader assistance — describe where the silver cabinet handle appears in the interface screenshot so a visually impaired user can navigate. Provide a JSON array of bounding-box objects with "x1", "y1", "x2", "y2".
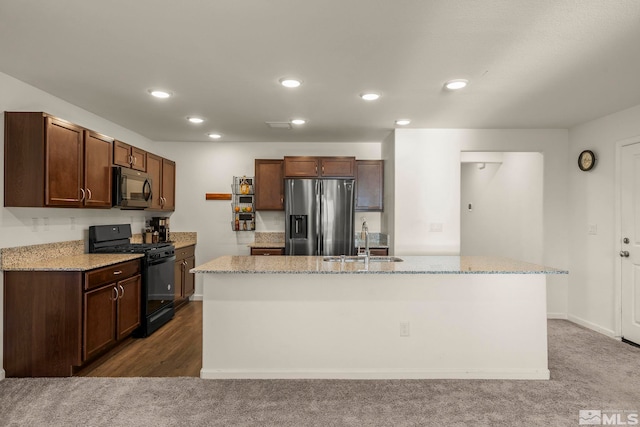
[
  {"x1": 620, "y1": 251, "x2": 630, "y2": 258},
  {"x1": 112, "y1": 287, "x2": 118, "y2": 301},
  {"x1": 86, "y1": 188, "x2": 92, "y2": 200},
  {"x1": 113, "y1": 270, "x2": 122, "y2": 275},
  {"x1": 119, "y1": 284, "x2": 125, "y2": 299},
  {"x1": 133, "y1": 156, "x2": 137, "y2": 165},
  {"x1": 128, "y1": 155, "x2": 133, "y2": 165},
  {"x1": 80, "y1": 188, "x2": 86, "y2": 201}
]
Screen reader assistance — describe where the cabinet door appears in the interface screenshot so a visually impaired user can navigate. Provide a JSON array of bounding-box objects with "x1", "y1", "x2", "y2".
[
  {"x1": 117, "y1": 274, "x2": 141, "y2": 340},
  {"x1": 113, "y1": 140, "x2": 132, "y2": 168},
  {"x1": 131, "y1": 146, "x2": 147, "y2": 172},
  {"x1": 46, "y1": 117, "x2": 84, "y2": 207},
  {"x1": 355, "y1": 160, "x2": 384, "y2": 211},
  {"x1": 161, "y1": 158, "x2": 176, "y2": 210},
  {"x1": 84, "y1": 284, "x2": 117, "y2": 361},
  {"x1": 174, "y1": 258, "x2": 184, "y2": 300},
  {"x1": 146, "y1": 153, "x2": 163, "y2": 210},
  {"x1": 184, "y1": 256, "x2": 195, "y2": 297},
  {"x1": 84, "y1": 131, "x2": 113, "y2": 208},
  {"x1": 255, "y1": 159, "x2": 284, "y2": 210},
  {"x1": 320, "y1": 157, "x2": 356, "y2": 177},
  {"x1": 284, "y1": 156, "x2": 319, "y2": 177}
]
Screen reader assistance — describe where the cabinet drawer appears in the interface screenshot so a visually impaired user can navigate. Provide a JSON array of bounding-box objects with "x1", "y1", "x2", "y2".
[
  {"x1": 85, "y1": 260, "x2": 141, "y2": 291},
  {"x1": 251, "y1": 248, "x2": 285, "y2": 256},
  {"x1": 175, "y1": 245, "x2": 195, "y2": 261},
  {"x1": 369, "y1": 248, "x2": 389, "y2": 256}
]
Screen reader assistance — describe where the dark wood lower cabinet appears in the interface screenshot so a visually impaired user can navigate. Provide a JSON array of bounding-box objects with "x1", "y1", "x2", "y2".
[
  {"x1": 84, "y1": 274, "x2": 141, "y2": 360},
  {"x1": 174, "y1": 245, "x2": 196, "y2": 309},
  {"x1": 3, "y1": 259, "x2": 141, "y2": 377}
]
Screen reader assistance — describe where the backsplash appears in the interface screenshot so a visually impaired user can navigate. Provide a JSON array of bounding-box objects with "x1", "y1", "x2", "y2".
[
  {"x1": 355, "y1": 233, "x2": 388, "y2": 248},
  {"x1": 254, "y1": 232, "x2": 285, "y2": 243}
]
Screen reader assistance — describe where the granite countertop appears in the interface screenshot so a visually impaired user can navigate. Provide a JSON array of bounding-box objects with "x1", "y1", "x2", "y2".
[
  {"x1": 192, "y1": 255, "x2": 568, "y2": 275},
  {"x1": 3, "y1": 253, "x2": 143, "y2": 272},
  {"x1": 1, "y1": 231, "x2": 197, "y2": 272}
]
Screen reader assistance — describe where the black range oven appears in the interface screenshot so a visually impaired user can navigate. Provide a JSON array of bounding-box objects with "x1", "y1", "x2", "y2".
[{"x1": 89, "y1": 224, "x2": 175, "y2": 337}]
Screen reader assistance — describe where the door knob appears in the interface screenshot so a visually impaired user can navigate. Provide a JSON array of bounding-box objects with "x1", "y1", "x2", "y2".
[
  {"x1": 623, "y1": 237, "x2": 630, "y2": 244},
  {"x1": 620, "y1": 251, "x2": 630, "y2": 258}
]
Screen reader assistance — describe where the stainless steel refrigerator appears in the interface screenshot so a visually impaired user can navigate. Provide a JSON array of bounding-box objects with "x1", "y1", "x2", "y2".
[{"x1": 285, "y1": 178, "x2": 355, "y2": 256}]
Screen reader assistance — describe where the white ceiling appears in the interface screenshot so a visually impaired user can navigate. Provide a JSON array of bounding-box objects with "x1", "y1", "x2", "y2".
[{"x1": 1, "y1": 0, "x2": 640, "y2": 143}]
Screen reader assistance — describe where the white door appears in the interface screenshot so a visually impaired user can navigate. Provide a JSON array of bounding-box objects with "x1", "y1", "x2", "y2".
[{"x1": 621, "y1": 141, "x2": 640, "y2": 345}]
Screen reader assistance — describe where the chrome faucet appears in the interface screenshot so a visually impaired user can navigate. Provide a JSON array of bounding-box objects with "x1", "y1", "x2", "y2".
[{"x1": 359, "y1": 218, "x2": 370, "y2": 263}]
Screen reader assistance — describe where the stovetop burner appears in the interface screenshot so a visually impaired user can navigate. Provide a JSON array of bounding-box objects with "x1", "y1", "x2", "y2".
[{"x1": 88, "y1": 224, "x2": 174, "y2": 255}]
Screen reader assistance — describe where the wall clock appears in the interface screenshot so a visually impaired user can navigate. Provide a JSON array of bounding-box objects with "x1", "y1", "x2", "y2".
[{"x1": 578, "y1": 150, "x2": 596, "y2": 171}]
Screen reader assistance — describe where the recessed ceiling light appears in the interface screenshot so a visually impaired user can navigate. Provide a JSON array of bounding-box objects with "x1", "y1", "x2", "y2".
[
  {"x1": 291, "y1": 119, "x2": 306, "y2": 125},
  {"x1": 207, "y1": 133, "x2": 222, "y2": 139},
  {"x1": 444, "y1": 79, "x2": 469, "y2": 90},
  {"x1": 187, "y1": 117, "x2": 204, "y2": 124},
  {"x1": 279, "y1": 78, "x2": 302, "y2": 88},
  {"x1": 148, "y1": 89, "x2": 172, "y2": 99},
  {"x1": 395, "y1": 119, "x2": 411, "y2": 126},
  {"x1": 360, "y1": 93, "x2": 380, "y2": 101}
]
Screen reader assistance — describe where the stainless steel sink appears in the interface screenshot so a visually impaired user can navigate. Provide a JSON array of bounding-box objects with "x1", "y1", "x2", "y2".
[
  {"x1": 322, "y1": 256, "x2": 361, "y2": 263},
  {"x1": 322, "y1": 255, "x2": 403, "y2": 263},
  {"x1": 369, "y1": 256, "x2": 404, "y2": 262}
]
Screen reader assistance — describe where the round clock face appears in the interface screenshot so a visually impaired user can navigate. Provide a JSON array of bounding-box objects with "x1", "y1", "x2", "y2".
[{"x1": 579, "y1": 150, "x2": 596, "y2": 171}]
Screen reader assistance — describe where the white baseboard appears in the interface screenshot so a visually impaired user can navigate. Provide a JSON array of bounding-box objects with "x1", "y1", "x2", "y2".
[
  {"x1": 547, "y1": 312, "x2": 568, "y2": 319},
  {"x1": 200, "y1": 368, "x2": 550, "y2": 380},
  {"x1": 191, "y1": 294, "x2": 203, "y2": 301},
  {"x1": 567, "y1": 314, "x2": 617, "y2": 338},
  {"x1": 0, "y1": 369, "x2": 5, "y2": 380}
]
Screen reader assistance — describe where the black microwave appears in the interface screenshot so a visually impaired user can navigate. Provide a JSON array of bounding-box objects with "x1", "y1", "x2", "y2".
[{"x1": 113, "y1": 167, "x2": 152, "y2": 209}]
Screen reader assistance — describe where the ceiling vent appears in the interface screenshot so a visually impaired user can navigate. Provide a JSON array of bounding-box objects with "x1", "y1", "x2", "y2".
[{"x1": 265, "y1": 121, "x2": 292, "y2": 130}]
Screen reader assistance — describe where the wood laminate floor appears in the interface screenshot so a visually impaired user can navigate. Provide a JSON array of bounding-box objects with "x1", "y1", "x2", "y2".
[{"x1": 79, "y1": 301, "x2": 202, "y2": 377}]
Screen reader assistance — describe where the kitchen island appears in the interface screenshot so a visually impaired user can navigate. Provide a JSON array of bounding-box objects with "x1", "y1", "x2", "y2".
[{"x1": 192, "y1": 256, "x2": 566, "y2": 380}]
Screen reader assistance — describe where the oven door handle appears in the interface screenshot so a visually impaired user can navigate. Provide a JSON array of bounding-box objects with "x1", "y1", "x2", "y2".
[{"x1": 147, "y1": 255, "x2": 176, "y2": 265}]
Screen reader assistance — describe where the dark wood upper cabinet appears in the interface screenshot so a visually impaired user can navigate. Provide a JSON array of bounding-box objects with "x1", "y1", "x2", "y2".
[
  {"x1": 320, "y1": 157, "x2": 356, "y2": 177},
  {"x1": 283, "y1": 156, "x2": 318, "y2": 177},
  {"x1": 113, "y1": 140, "x2": 146, "y2": 171},
  {"x1": 255, "y1": 159, "x2": 284, "y2": 210},
  {"x1": 4, "y1": 112, "x2": 112, "y2": 208},
  {"x1": 161, "y1": 158, "x2": 176, "y2": 210},
  {"x1": 46, "y1": 117, "x2": 85, "y2": 207},
  {"x1": 147, "y1": 153, "x2": 175, "y2": 211},
  {"x1": 355, "y1": 160, "x2": 384, "y2": 211},
  {"x1": 284, "y1": 156, "x2": 355, "y2": 178},
  {"x1": 84, "y1": 131, "x2": 113, "y2": 208}
]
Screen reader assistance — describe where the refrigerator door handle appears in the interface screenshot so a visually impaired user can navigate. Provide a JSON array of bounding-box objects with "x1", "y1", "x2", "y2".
[{"x1": 316, "y1": 179, "x2": 322, "y2": 255}]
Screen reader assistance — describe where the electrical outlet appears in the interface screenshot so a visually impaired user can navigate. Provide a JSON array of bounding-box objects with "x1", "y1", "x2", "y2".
[
  {"x1": 70, "y1": 217, "x2": 76, "y2": 230},
  {"x1": 588, "y1": 224, "x2": 598, "y2": 235},
  {"x1": 400, "y1": 321, "x2": 410, "y2": 337},
  {"x1": 430, "y1": 223, "x2": 443, "y2": 232},
  {"x1": 31, "y1": 217, "x2": 38, "y2": 232},
  {"x1": 43, "y1": 217, "x2": 50, "y2": 231}
]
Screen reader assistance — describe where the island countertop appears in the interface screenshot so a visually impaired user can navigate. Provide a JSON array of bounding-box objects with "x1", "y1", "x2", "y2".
[{"x1": 191, "y1": 255, "x2": 567, "y2": 275}]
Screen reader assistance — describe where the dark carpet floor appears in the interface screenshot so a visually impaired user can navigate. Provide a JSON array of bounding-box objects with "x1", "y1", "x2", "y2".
[{"x1": 1, "y1": 320, "x2": 639, "y2": 426}]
